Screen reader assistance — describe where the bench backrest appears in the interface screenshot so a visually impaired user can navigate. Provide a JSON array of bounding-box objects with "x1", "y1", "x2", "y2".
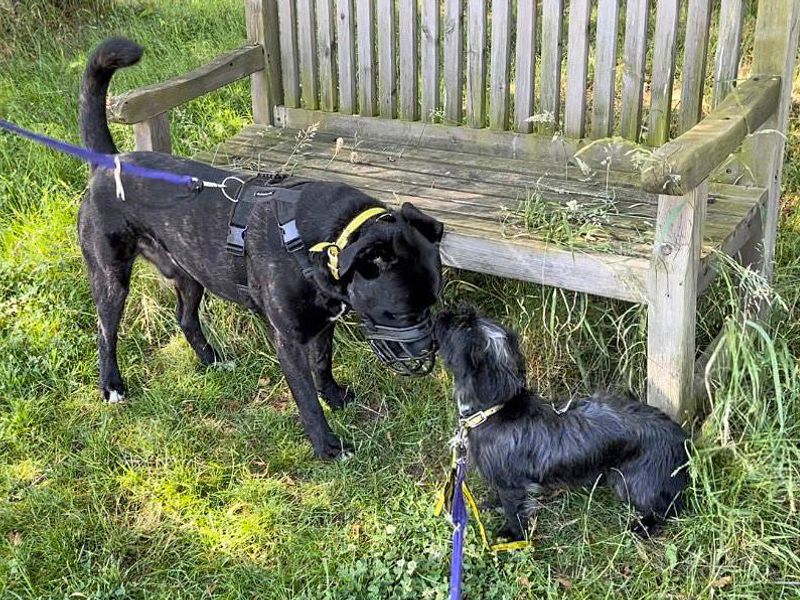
[{"x1": 248, "y1": 0, "x2": 796, "y2": 147}]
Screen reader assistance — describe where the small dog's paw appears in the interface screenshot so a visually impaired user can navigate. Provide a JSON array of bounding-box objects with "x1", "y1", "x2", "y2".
[
  {"x1": 498, "y1": 525, "x2": 526, "y2": 542},
  {"x1": 320, "y1": 384, "x2": 356, "y2": 410},
  {"x1": 313, "y1": 432, "x2": 354, "y2": 460}
]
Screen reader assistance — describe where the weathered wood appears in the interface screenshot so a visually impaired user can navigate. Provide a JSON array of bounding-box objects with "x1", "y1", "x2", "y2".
[
  {"x1": 336, "y1": 0, "x2": 357, "y2": 114},
  {"x1": 246, "y1": 0, "x2": 282, "y2": 125},
  {"x1": 488, "y1": 0, "x2": 511, "y2": 130},
  {"x1": 465, "y1": 0, "x2": 486, "y2": 128},
  {"x1": 712, "y1": 0, "x2": 745, "y2": 108},
  {"x1": 377, "y1": 0, "x2": 397, "y2": 118},
  {"x1": 356, "y1": 0, "x2": 377, "y2": 116},
  {"x1": 620, "y1": 0, "x2": 649, "y2": 141},
  {"x1": 678, "y1": 0, "x2": 713, "y2": 133},
  {"x1": 641, "y1": 76, "x2": 782, "y2": 195},
  {"x1": 109, "y1": 45, "x2": 265, "y2": 124},
  {"x1": 513, "y1": 0, "x2": 537, "y2": 133},
  {"x1": 398, "y1": 0, "x2": 419, "y2": 120},
  {"x1": 277, "y1": 0, "x2": 301, "y2": 108},
  {"x1": 316, "y1": 0, "x2": 338, "y2": 111},
  {"x1": 646, "y1": 0, "x2": 680, "y2": 146},
  {"x1": 443, "y1": 0, "x2": 464, "y2": 124},
  {"x1": 133, "y1": 113, "x2": 171, "y2": 153},
  {"x1": 540, "y1": 0, "x2": 564, "y2": 130},
  {"x1": 591, "y1": 0, "x2": 619, "y2": 139},
  {"x1": 564, "y1": 0, "x2": 591, "y2": 138},
  {"x1": 740, "y1": 0, "x2": 800, "y2": 281},
  {"x1": 647, "y1": 181, "x2": 708, "y2": 420},
  {"x1": 275, "y1": 106, "x2": 641, "y2": 168},
  {"x1": 297, "y1": 0, "x2": 319, "y2": 109},
  {"x1": 421, "y1": 0, "x2": 440, "y2": 122}
]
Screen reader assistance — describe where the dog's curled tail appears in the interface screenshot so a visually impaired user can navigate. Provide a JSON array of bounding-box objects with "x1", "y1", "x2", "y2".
[{"x1": 80, "y1": 37, "x2": 143, "y2": 155}]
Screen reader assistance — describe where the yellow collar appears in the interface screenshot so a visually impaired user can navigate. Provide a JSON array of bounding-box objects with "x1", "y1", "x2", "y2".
[
  {"x1": 459, "y1": 404, "x2": 504, "y2": 430},
  {"x1": 308, "y1": 206, "x2": 389, "y2": 279}
]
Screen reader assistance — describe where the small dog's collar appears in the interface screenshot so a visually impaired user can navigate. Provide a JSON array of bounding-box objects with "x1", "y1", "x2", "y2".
[
  {"x1": 459, "y1": 404, "x2": 504, "y2": 430},
  {"x1": 308, "y1": 206, "x2": 389, "y2": 279}
]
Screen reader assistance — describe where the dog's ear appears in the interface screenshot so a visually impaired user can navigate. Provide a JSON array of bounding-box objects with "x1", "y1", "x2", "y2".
[
  {"x1": 401, "y1": 202, "x2": 444, "y2": 244},
  {"x1": 337, "y1": 236, "x2": 393, "y2": 279}
]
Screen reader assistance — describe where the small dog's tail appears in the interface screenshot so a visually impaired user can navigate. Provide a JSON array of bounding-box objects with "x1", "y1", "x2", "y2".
[{"x1": 80, "y1": 37, "x2": 143, "y2": 155}]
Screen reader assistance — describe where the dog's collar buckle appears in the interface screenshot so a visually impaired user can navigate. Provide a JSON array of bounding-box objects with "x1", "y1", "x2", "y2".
[{"x1": 459, "y1": 404, "x2": 504, "y2": 431}]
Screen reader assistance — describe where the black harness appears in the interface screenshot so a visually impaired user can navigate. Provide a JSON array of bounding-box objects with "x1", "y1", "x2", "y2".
[
  {"x1": 225, "y1": 174, "x2": 314, "y2": 298},
  {"x1": 222, "y1": 174, "x2": 437, "y2": 376}
]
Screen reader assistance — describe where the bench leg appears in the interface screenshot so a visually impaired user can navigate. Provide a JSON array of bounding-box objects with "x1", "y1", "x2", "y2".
[
  {"x1": 133, "y1": 113, "x2": 171, "y2": 154},
  {"x1": 647, "y1": 181, "x2": 708, "y2": 421}
]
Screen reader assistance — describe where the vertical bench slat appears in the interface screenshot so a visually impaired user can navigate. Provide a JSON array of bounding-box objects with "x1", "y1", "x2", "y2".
[
  {"x1": 591, "y1": 0, "x2": 620, "y2": 138},
  {"x1": 620, "y1": 0, "x2": 649, "y2": 141},
  {"x1": 489, "y1": 0, "x2": 511, "y2": 130},
  {"x1": 316, "y1": 0, "x2": 337, "y2": 112},
  {"x1": 278, "y1": 0, "x2": 300, "y2": 108},
  {"x1": 377, "y1": 0, "x2": 397, "y2": 118},
  {"x1": 465, "y1": 0, "x2": 486, "y2": 128},
  {"x1": 356, "y1": 0, "x2": 377, "y2": 116},
  {"x1": 246, "y1": 0, "x2": 283, "y2": 125},
  {"x1": 297, "y1": 0, "x2": 319, "y2": 110},
  {"x1": 564, "y1": 0, "x2": 591, "y2": 138},
  {"x1": 336, "y1": 0, "x2": 357, "y2": 114},
  {"x1": 647, "y1": 0, "x2": 680, "y2": 146},
  {"x1": 679, "y1": 0, "x2": 713, "y2": 134},
  {"x1": 399, "y1": 0, "x2": 419, "y2": 120},
  {"x1": 713, "y1": 0, "x2": 745, "y2": 108},
  {"x1": 421, "y1": 0, "x2": 441, "y2": 122},
  {"x1": 514, "y1": 0, "x2": 537, "y2": 133},
  {"x1": 540, "y1": 0, "x2": 564, "y2": 130},
  {"x1": 443, "y1": 0, "x2": 463, "y2": 124}
]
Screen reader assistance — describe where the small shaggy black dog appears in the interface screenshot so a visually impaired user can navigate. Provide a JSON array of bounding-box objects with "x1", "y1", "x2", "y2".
[{"x1": 434, "y1": 306, "x2": 690, "y2": 540}]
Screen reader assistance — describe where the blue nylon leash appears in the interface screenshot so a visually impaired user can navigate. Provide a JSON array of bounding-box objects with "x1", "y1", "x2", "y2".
[
  {"x1": 449, "y1": 455, "x2": 469, "y2": 600},
  {"x1": 0, "y1": 118, "x2": 225, "y2": 193}
]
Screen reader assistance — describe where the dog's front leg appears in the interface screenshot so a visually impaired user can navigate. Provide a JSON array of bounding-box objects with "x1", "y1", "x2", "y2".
[
  {"x1": 497, "y1": 487, "x2": 528, "y2": 541},
  {"x1": 309, "y1": 325, "x2": 355, "y2": 409},
  {"x1": 274, "y1": 335, "x2": 353, "y2": 459}
]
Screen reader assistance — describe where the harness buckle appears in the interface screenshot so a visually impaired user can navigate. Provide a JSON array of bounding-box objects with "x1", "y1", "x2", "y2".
[
  {"x1": 280, "y1": 219, "x2": 304, "y2": 253},
  {"x1": 226, "y1": 225, "x2": 246, "y2": 256}
]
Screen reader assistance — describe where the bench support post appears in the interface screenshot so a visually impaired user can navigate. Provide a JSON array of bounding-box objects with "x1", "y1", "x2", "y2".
[
  {"x1": 133, "y1": 113, "x2": 171, "y2": 153},
  {"x1": 246, "y1": 0, "x2": 283, "y2": 124},
  {"x1": 647, "y1": 181, "x2": 708, "y2": 421},
  {"x1": 741, "y1": 0, "x2": 800, "y2": 281}
]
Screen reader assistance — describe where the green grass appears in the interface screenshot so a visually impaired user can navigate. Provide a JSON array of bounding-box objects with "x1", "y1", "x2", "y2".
[{"x1": 1, "y1": 1, "x2": 800, "y2": 598}]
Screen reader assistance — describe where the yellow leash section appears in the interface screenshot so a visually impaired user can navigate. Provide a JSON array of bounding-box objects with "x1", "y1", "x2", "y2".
[{"x1": 309, "y1": 206, "x2": 389, "y2": 279}]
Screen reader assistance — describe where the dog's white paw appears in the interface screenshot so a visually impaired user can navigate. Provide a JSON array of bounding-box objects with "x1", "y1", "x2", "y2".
[
  {"x1": 211, "y1": 360, "x2": 236, "y2": 371},
  {"x1": 107, "y1": 390, "x2": 125, "y2": 404},
  {"x1": 336, "y1": 449, "x2": 355, "y2": 461}
]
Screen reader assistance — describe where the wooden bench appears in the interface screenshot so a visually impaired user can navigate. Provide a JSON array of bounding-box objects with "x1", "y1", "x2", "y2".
[{"x1": 109, "y1": 0, "x2": 800, "y2": 421}]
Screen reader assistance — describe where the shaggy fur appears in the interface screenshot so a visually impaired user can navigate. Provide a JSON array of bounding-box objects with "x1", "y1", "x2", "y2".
[
  {"x1": 434, "y1": 306, "x2": 690, "y2": 539},
  {"x1": 78, "y1": 38, "x2": 443, "y2": 458}
]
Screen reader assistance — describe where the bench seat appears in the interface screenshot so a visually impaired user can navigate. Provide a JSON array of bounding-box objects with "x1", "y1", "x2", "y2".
[{"x1": 196, "y1": 123, "x2": 766, "y2": 304}]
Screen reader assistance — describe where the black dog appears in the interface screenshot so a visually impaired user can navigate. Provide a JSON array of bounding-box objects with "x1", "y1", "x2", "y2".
[
  {"x1": 78, "y1": 38, "x2": 443, "y2": 458},
  {"x1": 434, "y1": 307, "x2": 690, "y2": 539}
]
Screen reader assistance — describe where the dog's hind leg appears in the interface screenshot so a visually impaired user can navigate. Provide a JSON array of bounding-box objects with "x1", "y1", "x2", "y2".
[
  {"x1": 80, "y1": 217, "x2": 136, "y2": 403},
  {"x1": 309, "y1": 325, "x2": 355, "y2": 409},
  {"x1": 173, "y1": 272, "x2": 221, "y2": 366}
]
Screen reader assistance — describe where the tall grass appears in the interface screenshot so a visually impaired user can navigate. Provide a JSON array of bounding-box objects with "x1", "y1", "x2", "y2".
[{"x1": 1, "y1": 1, "x2": 799, "y2": 598}]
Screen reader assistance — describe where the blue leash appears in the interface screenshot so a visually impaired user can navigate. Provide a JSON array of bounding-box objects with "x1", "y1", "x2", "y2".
[
  {"x1": 0, "y1": 118, "x2": 229, "y2": 194},
  {"x1": 449, "y1": 455, "x2": 469, "y2": 600}
]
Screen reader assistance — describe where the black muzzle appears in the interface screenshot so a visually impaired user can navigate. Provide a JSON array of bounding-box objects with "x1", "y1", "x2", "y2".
[{"x1": 361, "y1": 312, "x2": 437, "y2": 376}]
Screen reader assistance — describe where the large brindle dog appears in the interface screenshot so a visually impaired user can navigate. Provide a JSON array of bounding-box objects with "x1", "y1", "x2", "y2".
[{"x1": 78, "y1": 38, "x2": 443, "y2": 458}]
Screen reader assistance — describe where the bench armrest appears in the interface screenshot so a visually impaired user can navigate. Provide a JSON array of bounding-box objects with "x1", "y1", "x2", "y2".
[
  {"x1": 641, "y1": 76, "x2": 781, "y2": 195},
  {"x1": 109, "y1": 44, "x2": 265, "y2": 125}
]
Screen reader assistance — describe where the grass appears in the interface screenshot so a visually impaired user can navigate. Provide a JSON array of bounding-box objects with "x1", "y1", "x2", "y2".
[{"x1": 1, "y1": 1, "x2": 800, "y2": 598}]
